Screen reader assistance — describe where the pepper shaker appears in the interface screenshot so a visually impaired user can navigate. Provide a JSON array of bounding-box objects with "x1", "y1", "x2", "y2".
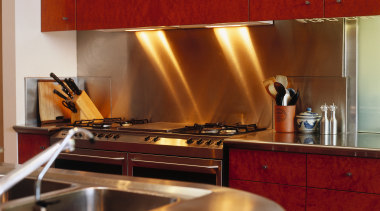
[
  {"x1": 320, "y1": 103, "x2": 330, "y2": 134},
  {"x1": 330, "y1": 103, "x2": 337, "y2": 135}
]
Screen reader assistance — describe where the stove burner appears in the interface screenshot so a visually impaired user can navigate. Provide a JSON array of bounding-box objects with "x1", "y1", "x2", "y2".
[
  {"x1": 173, "y1": 123, "x2": 262, "y2": 136},
  {"x1": 73, "y1": 118, "x2": 149, "y2": 129}
]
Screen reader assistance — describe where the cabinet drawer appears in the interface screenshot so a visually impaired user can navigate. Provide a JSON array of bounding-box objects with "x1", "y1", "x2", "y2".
[
  {"x1": 229, "y1": 149, "x2": 306, "y2": 186},
  {"x1": 307, "y1": 154, "x2": 380, "y2": 194},
  {"x1": 307, "y1": 188, "x2": 380, "y2": 210},
  {"x1": 325, "y1": 0, "x2": 380, "y2": 18},
  {"x1": 230, "y1": 179, "x2": 305, "y2": 211}
]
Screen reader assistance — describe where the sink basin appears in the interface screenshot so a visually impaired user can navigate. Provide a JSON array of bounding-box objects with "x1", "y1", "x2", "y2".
[
  {"x1": 3, "y1": 187, "x2": 178, "y2": 211},
  {"x1": 1, "y1": 178, "x2": 72, "y2": 202}
]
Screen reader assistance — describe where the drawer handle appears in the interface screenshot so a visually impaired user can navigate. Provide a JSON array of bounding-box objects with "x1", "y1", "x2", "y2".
[
  {"x1": 336, "y1": 0, "x2": 342, "y2": 3},
  {"x1": 40, "y1": 146, "x2": 46, "y2": 150},
  {"x1": 62, "y1": 17, "x2": 69, "y2": 21},
  {"x1": 262, "y1": 165, "x2": 268, "y2": 169},
  {"x1": 305, "y1": 1, "x2": 311, "y2": 5},
  {"x1": 346, "y1": 172, "x2": 352, "y2": 177}
]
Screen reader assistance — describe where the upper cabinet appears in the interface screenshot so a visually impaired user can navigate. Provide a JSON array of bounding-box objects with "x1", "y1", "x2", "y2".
[
  {"x1": 41, "y1": 0, "x2": 75, "y2": 32},
  {"x1": 76, "y1": 0, "x2": 249, "y2": 30},
  {"x1": 325, "y1": 0, "x2": 380, "y2": 18},
  {"x1": 41, "y1": 0, "x2": 380, "y2": 32},
  {"x1": 250, "y1": 0, "x2": 324, "y2": 21}
]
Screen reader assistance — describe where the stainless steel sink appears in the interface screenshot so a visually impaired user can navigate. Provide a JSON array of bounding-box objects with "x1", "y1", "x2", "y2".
[
  {"x1": 1, "y1": 178, "x2": 72, "y2": 203},
  {"x1": 3, "y1": 187, "x2": 178, "y2": 211}
]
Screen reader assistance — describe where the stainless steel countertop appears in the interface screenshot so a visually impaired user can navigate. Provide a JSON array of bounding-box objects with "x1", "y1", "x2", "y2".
[
  {"x1": 0, "y1": 163, "x2": 283, "y2": 211},
  {"x1": 225, "y1": 130, "x2": 380, "y2": 158}
]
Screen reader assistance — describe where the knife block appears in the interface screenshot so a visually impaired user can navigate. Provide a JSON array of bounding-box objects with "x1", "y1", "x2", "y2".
[{"x1": 71, "y1": 91, "x2": 103, "y2": 123}]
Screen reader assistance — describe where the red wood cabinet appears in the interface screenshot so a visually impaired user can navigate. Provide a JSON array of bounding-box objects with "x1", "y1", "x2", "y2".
[
  {"x1": 307, "y1": 188, "x2": 380, "y2": 210},
  {"x1": 308, "y1": 154, "x2": 380, "y2": 194},
  {"x1": 229, "y1": 149, "x2": 306, "y2": 186},
  {"x1": 325, "y1": 0, "x2": 380, "y2": 18},
  {"x1": 229, "y1": 148, "x2": 380, "y2": 210},
  {"x1": 18, "y1": 133, "x2": 50, "y2": 164},
  {"x1": 250, "y1": 0, "x2": 324, "y2": 21},
  {"x1": 230, "y1": 180, "x2": 306, "y2": 211},
  {"x1": 41, "y1": 0, "x2": 76, "y2": 32},
  {"x1": 76, "y1": 0, "x2": 248, "y2": 30}
]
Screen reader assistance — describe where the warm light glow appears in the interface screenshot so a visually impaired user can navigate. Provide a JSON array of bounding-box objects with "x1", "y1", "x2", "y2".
[
  {"x1": 238, "y1": 27, "x2": 265, "y2": 81},
  {"x1": 136, "y1": 31, "x2": 203, "y2": 121},
  {"x1": 214, "y1": 27, "x2": 255, "y2": 112},
  {"x1": 205, "y1": 24, "x2": 243, "y2": 28},
  {"x1": 136, "y1": 31, "x2": 186, "y2": 119},
  {"x1": 156, "y1": 31, "x2": 202, "y2": 121}
]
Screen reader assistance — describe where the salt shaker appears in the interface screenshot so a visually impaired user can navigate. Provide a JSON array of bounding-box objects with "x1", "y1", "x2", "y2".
[
  {"x1": 320, "y1": 103, "x2": 330, "y2": 134},
  {"x1": 330, "y1": 103, "x2": 337, "y2": 135}
]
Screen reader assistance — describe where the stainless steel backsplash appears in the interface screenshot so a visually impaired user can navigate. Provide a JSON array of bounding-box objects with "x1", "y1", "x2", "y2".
[{"x1": 77, "y1": 19, "x2": 355, "y2": 132}]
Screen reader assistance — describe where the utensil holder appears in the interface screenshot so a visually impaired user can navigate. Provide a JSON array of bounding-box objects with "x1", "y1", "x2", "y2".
[{"x1": 274, "y1": 105, "x2": 296, "y2": 133}]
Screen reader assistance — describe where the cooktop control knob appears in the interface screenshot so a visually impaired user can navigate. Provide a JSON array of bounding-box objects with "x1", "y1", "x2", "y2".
[
  {"x1": 78, "y1": 133, "x2": 83, "y2": 138},
  {"x1": 186, "y1": 138, "x2": 194, "y2": 144},
  {"x1": 197, "y1": 139, "x2": 203, "y2": 145},
  {"x1": 105, "y1": 134, "x2": 113, "y2": 139},
  {"x1": 92, "y1": 133, "x2": 97, "y2": 137},
  {"x1": 144, "y1": 136, "x2": 151, "y2": 141},
  {"x1": 206, "y1": 140, "x2": 213, "y2": 145},
  {"x1": 216, "y1": 140, "x2": 223, "y2": 146},
  {"x1": 97, "y1": 134, "x2": 104, "y2": 138},
  {"x1": 153, "y1": 136, "x2": 159, "y2": 142},
  {"x1": 113, "y1": 134, "x2": 120, "y2": 139}
]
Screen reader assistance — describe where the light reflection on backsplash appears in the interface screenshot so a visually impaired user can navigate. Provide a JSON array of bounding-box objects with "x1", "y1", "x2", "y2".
[{"x1": 77, "y1": 19, "x2": 349, "y2": 131}]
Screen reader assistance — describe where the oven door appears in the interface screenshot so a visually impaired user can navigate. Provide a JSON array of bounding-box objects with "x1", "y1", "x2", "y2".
[
  {"x1": 54, "y1": 148, "x2": 127, "y2": 175},
  {"x1": 128, "y1": 153, "x2": 222, "y2": 186}
]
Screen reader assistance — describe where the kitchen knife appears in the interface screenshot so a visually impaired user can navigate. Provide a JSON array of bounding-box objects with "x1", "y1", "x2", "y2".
[
  {"x1": 53, "y1": 89, "x2": 68, "y2": 100},
  {"x1": 67, "y1": 78, "x2": 82, "y2": 95},
  {"x1": 50, "y1": 72, "x2": 73, "y2": 99}
]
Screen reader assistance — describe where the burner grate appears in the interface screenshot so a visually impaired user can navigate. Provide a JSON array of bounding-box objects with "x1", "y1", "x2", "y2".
[
  {"x1": 73, "y1": 118, "x2": 149, "y2": 129},
  {"x1": 173, "y1": 123, "x2": 261, "y2": 136}
]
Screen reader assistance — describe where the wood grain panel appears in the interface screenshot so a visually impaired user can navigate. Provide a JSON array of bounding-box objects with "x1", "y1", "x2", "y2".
[
  {"x1": 18, "y1": 134, "x2": 50, "y2": 164},
  {"x1": 325, "y1": 0, "x2": 380, "y2": 18},
  {"x1": 250, "y1": 0, "x2": 324, "y2": 21},
  {"x1": 41, "y1": 0, "x2": 75, "y2": 32},
  {"x1": 308, "y1": 154, "x2": 380, "y2": 194},
  {"x1": 230, "y1": 180, "x2": 306, "y2": 211},
  {"x1": 307, "y1": 188, "x2": 380, "y2": 211},
  {"x1": 229, "y1": 149, "x2": 306, "y2": 186},
  {"x1": 77, "y1": 0, "x2": 248, "y2": 30}
]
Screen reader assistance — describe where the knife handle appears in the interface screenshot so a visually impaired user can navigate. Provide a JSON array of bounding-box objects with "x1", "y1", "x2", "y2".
[
  {"x1": 50, "y1": 72, "x2": 73, "y2": 99},
  {"x1": 68, "y1": 78, "x2": 82, "y2": 95},
  {"x1": 53, "y1": 89, "x2": 68, "y2": 101}
]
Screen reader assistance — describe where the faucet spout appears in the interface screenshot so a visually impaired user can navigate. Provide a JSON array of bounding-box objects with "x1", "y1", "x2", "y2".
[{"x1": 0, "y1": 127, "x2": 94, "y2": 203}]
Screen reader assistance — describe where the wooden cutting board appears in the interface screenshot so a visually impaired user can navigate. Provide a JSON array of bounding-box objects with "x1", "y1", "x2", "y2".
[{"x1": 38, "y1": 81, "x2": 71, "y2": 122}]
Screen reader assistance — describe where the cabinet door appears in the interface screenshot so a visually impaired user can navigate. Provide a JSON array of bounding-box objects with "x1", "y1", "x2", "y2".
[
  {"x1": 18, "y1": 134, "x2": 50, "y2": 164},
  {"x1": 230, "y1": 179, "x2": 306, "y2": 211},
  {"x1": 41, "y1": 0, "x2": 75, "y2": 32},
  {"x1": 325, "y1": 0, "x2": 380, "y2": 18},
  {"x1": 250, "y1": 0, "x2": 324, "y2": 21},
  {"x1": 308, "y1": 154, "x2": 380, "y2": 194},
  {"x1": 77, "y1": 0, "x2": 249, "y2": 30},
  {"x1": 229, "y1": 149, "x2": 306, "y2": 186},
  {"x1": 307, "y1": 188, "x2": 380, "y2": 210}
]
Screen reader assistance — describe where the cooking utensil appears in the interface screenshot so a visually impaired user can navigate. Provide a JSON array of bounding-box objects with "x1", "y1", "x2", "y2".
[
  {"x1": 282, "y1": 89, "x2": 291, "y2": 106},
  {"x1": 50, "y1": 73, "x2": 73, "y2": 99},
  {"x1": 288, "y1": 89, "x2": 299, "y2": 105},
  {"x1": 287, "y1": 88, "x2": 296, "y2": 98},
  {"x1": 274, "y1": 82, "x2": 286, "y2": 106}
]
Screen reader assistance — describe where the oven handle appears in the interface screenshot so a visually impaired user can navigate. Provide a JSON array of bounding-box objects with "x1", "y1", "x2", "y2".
[
  {"x1": 59, "y1": 152, "x2": 125, "y2": 165},
  {"x1": 130, "y1": 159, "x2": 220, "y2": 174}
]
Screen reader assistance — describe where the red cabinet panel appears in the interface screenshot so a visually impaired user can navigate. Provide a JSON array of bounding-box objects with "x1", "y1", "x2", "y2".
[
  {"x1": 229, "y1": 149, "x2": 306, "y2": 186},
  {"x1": 41, "y1": 0, "x2": 75, "y2": 32},
  {"x1": 250, "y1": 0, "x2": 324, "y2": 21},
  {"x1": 307, "y1": 154, "x2": 380, "y2": 194},
  {"x1": 230, "y1": 179, "x2": 305, "y2": 211},
  {"x1": 325, "y1": 0, "x2": 380, "y2": 18},
  {"x1": 77, "y1": 0, "x2": 248, "y2": 30},
  {"x1": 18, "y1": 134, "x2": 50, "y2": 164},
  {"x1": 307, "y1": 188, "x2": 380, "y2": 211}
]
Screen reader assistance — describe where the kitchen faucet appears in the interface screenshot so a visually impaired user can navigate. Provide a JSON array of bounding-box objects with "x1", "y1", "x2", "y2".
[{"x1": 0, "y1": 127, "x2": 94, "y2": 203}]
